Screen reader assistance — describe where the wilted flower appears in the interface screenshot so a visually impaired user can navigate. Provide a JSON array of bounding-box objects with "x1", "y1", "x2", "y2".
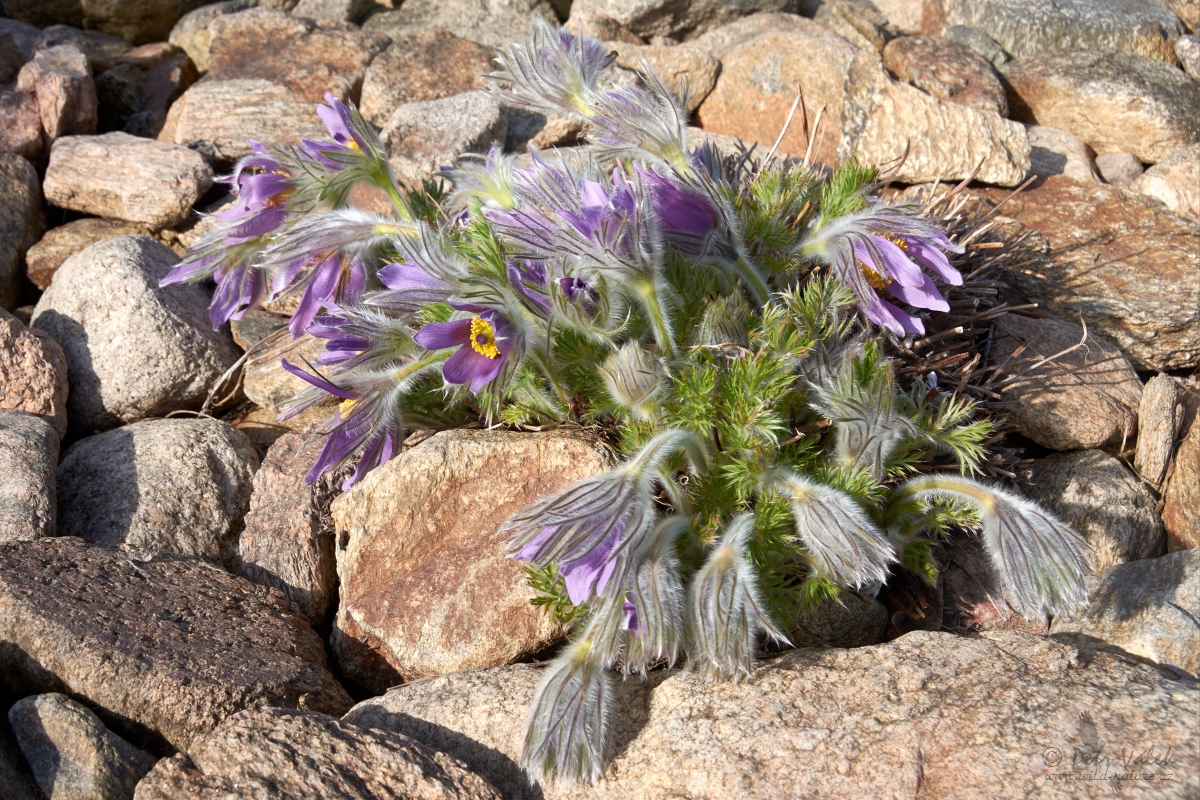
[
  {"x1": 899, "y1": 476, "x2": 1092, "y2": 619},
  {"x1": 688, "y1": 514, "x2": 790, "y2": 682},
  {"x1": 413, "y1": 307, "x2": 516, "y2": 392},
  {"x1": 771, "y1": 471, "x2": 897, "y2": 589},
  {"x1": 799, "y1": 203, "x2": 964, "y2": 336}
]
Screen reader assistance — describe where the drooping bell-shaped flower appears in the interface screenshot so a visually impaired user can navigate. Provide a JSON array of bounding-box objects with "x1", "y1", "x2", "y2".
[{"x1": 622, "y1": 516, "x2": 687, "y2": 676}]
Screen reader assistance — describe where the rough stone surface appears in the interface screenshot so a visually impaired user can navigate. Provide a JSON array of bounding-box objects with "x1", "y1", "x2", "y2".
[
  {"x1": 168, "y1": 0, "x2": 259, "y2": 73},
  {"x1": 0, "y1": 411, "x2": 58, "y2": 543},
  {"x1": 31, "y1": 25, "x2": 132, "y2": 73},
  {"x1": 572, "y1": 0, "x2": 791, "y2": 41},
  {"x1": 243, "y1": 333, "x2": 326, "y2": 409},
  {"x1": 1052, "y1": 549, "x2": 1200, "y2": 678},
  {"x1": 1094, "y1": 151, "x2": 1144, "y2": 187},
  {"x1": 345, "y1": 630, "x2": 1200, "y2": 799},
  {"x1": 133, "y1": 708, "x2": 502, "y2": 800},
  {"x1": 1026, "y1": 125, "x2": 1100, "y2": 184},
  {"x1": 990, "y1": 314, "x2": 1142, "y2": 452},
  {"x1": 924, "y1": 0, "x2": 1185, "y2": 62},
  {"x1": 237, "y1": 430, "x2": 347, "y2": 624},
  {"x1": 25, "y1": 218, "x2": 154, "y2": 291},
  {"x1": 0, "y1": 728, "x2": 38, "y2": 800},
  {"x1": 382, "y1": 91, "x2": 508, "y2": 189},
  {"x1": 1131, "y1": 143, "x2": 1200, "y2": 222},
  {"x1": 9, "y1": 693, "x2": 156, "y2": 800},
  {"x1": 362, "y1": 0, "x2": 557, "y2": 49},
  {"x1": 790, "y1": 593, "x2": 887, "y2": 648},
  {"x1": 231, "y1": 402, "x2": 338, "y2": 449},
  {"x1": 30, "y1": 236, "x2": 242, "y2": 437},
  {"x1": 293, "y1": 0, "x2": 376, "y2": 22},
  {"x1": 987, "y1": 176, "x2": 1200, "y2": 370},
  {"x1": 1163, "y1": 390, "x2": 1200, "y2": 552},
  {"x1": 0, "y1": 89, "x2": 45, "y2": 161},
  {"x1": 0, "y1": 152, "x2": 45, "y2": 311},
  {"x1": 330, "y1": 429, "x2": 613, "y2": 692},
  {"x1": 56, "y1": 418, "x2": 259, "y2": 567},
  {"x1": 96, "y1": 63, "x2": 147, "y2": 133},
  {"x1": 0, "y1": 18, "x2": 42, "y2": 60},
  {"x1": 206, "y1": 9, "x2": 389, "y2": 104},
  {"x1": 15, "y1": 45, "x2": 97, "y2": 142},
  {"x1": 1001, "y1": 50, "x2": 1200, "y2": 164},
  {"x1": 1021, "y1": 450, "x2": 1165, "y2": 573},
  {"x1": 159, "y1": 79, "x2": 326, "y2": 164},
  {"x1": 0, "y1": 537, "x2": 353, "y2": 753},
  {"x1": 1178, "y1": 33, "x2": 1200, "y2": 80},
  {"x1": 0, "y1": 310, "x2": 68, "y2": 439},
  {"x1": 1169, "y1": 0, "x2": 1200, "y2": 32},
  {"x1": 607, "y1": 41, "x2": 720, "y2": 113},
  {"x1": 940, "y1": 534, "x2": 1049, "y2": 634},
  {"x1": 0, "y1": 33, "x2": 26, "y2": 85},
  {"x1": 43, "y1": 133, "x2": 214, "y2": 229},
  {"x1": 1135, "y1": 375, "x2": 1183, "y2": 489},
  {"x1": 115, "y1": 42, "x2": 185, "y2": 71},
  {"x1": 360, "y1": 30, "x2": 491, "y2": 128},
  {"x1": 882, "y1": 34, "x2": 1007, "y2": 115},
  {"x1": 942, "y1": 23, "x2": 1010, "y2": 65},
  {"x1": 59, "y1": 0, "x2": 210, "y2": 46}
]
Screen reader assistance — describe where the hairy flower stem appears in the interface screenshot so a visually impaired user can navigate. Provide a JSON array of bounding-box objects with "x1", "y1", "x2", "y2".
[
  {"x1": 732, "y1": 256, "x2": 772, "y2": 308},
  {"x1": 632, "y1": 278, "x2": 676, "y2": 359}
]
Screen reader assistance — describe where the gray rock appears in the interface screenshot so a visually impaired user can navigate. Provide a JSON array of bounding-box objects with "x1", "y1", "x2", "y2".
[
  {"x1": 1178, "y1": 33, "x2": 1200, "y2": 80},
  {"x1": 0, "y1": 33, "x2": 24, "y2": 85},
  {"x1": 96, "y1": 63, "x2": 146, "y2": 133},
  {"x1": 1052, "y1": 549, "x2": 1200, "y2": 678},
  {"x1": 0, "y1": 411, "x2": 58, "y2": 542},
  {"x1": 9, "y1": 693, "x2": 156, "y2": 800},
  {"x1": 1164, "y1": 388, "x2": 1200, "y2": 552},
  {"x1": 1026, "y1": 125, "x2": 1100, "y2": 183},
  {"x1": 925, "y1": 0, "x2": 1184, "y2": 62},
  {"x1": 0, "y1": 152, "x2": 45, "y2": 311},
  {"x1": 571, "y1": 0, "x2": 793, "y2": 41},
  {"x1": 942, "y1": 24, "x2": 1009, "y2": 66},
  {"x1": 168, "y1": 0, "x2": 259, "y2": 73},
  {"x1": 382, "y1": 91, "x2": 507, "y2": 189},
  {"x1": 344, "y1": 630, "x2": 1200, "y2": 799},
  {"x1": 872, "y1": 0, "x2": 921, "y2": 34},
  {"x1": 0, "y1": 309, "x2": 68, "y2": 439},
  {"x1": 57, "y1": 418, "x2": 259, "y2": 567},
  {"x1": 31, "y1": 25, "x2": 133, "y2": 74},
  {"x1": 790, "y1": 593, "x2": 887, "y2": 648},
  {"x1": 1095, "y1": 151, "x2": 1144, "y2": 186},
  {"x1": 0, "y1": 89, "x2": 45, "y2": 162},
  {"x1": 0, "y1": 18, "x2": 43, "y2": 60},
  {"x1": 15, "y1": 45, "x2": 97, "y2": 142},
  {"x1": 1131, "y1": 143, "x2": 1200, "y2": 222},
  {"x1": 362, "y1": 0, "x2": 557, "y2": 49},
  {"x1": 882, "y1": 34, "x2": 1007, "y2": 115},
  {"x1": 1021, "y1": 450, "x2": 1165, "y2": 573},
  {"x1": 132, "y1": 708, "x2": 503, "y2": 800},
  {"x1": 25, "y1": 218, "x2": 155, "y2": 291},
  {"x1": 158, "y1": 78, "x2": 326, "y2": 164},
  {"x1": 43, "y1": 133, "x2": 214, "y2": 229},
  {"x1": 31, "y1": 236, "x2": 242, "y2": 437},
  {"x1": 292, "y1": 0, "x2": 376, "y2": 23},
  {"x1": 1001, "y1": 50, "x2": 1200, "y2": 164},
  {"x1": 1134, "y1": 374, "x2": 1183, "y2": 488},
  {"x1": 0, "y1": 537, "x2": 353, "y2": 752}
]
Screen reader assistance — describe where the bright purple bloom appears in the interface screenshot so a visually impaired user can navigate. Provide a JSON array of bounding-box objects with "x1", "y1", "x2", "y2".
[
  {"x1": 307, "y1": 314, "x2": 371, "y2": 365},
  {"x1": 315, "y1": 93, "x2": 368, "y2": 153},
  {"x1": 638, "y1": 166, "x2": 716, "y2": 238},
  {"x1": 274, "y1": 252, "x2": 369, "y2": 338},
  {"x1": 508, "y1": 261, "x2": 553, "y2": 315},
  {"x1": 413, "y1": 309, "x2": 514, "y2": 392}
]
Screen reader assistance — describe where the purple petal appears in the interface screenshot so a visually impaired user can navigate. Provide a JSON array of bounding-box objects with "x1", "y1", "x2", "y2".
[
  {"x1": 880, "y1": 299, "x2": 925, "y2": 335},
  {"x1": 886, "y1": 272, "x2": 949, "y2": 313},
  {"x1": 905, "y1": 236, "x2": 963, "y2": 286},
  {"x1": 289, "y1": 257, "x2": 342, "y2": 338},
  {"x1": 280, "y1": 358, "x2": 356, "y2": 400},
  {"x1": 378, "y1": 263, "x2": 447, "y2": 292},
  {"x1": 414, "y1": 318, "x2": 472, "y2": 350},
  {"x1": 442, "y1": 345, "x2": 504, "y2": 392},
  {"x1": 860, "y1": 236, "x2": 923, "y2": 288}
]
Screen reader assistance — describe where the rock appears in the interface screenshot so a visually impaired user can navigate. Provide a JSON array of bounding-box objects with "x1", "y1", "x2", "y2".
[
  {"x1": 141, "y1": 52, "x2": 199, "y2": 120},
  {"x1": 231, "y1": 402, "x2": 338, "y2": 449},
  {"x1": 43, "y1": 133, "x2": 214, "y2": 229},
  {"x1": 0, "y1": 33, "x2": 24, "y2": 85},
  {"x1": 1131, "y1": 144, "x2": 1200, "y2": 222},
  {"x1": 811, "y1": 0, "x2": 895, "y2": 54},
  {"x1": 237, "y1": 430, "x2": 346, "y2": 624},
  {"x1": 25, "y1": 218, "x2": 154, "y2": 291},
  {"x1": 159, "y1": 79, "x2": 326, "y2": 164},
  {"x1": 15, "y1": 45, "x2": 98, "y2": 141},
  {"x1": 76, "y1": 0, "x2": 215, "y2": 46},
  {"x1": 0, "y1": 310, "x2": 69, "y2": 439},
  {"x1": 0, "y1": 728, "x2": 38, "y2": 800},
  {"x1": 361, "y1": 0, "x2": 556, "y2": 49},
  {"x1": 941, "y1": 24, "x2": 1009, "y2": 66},
  {"x1": 564, "y1": 9, "x2": 646, "y2": 43},
  {"x1": 872, "y1": 0, "x2": 920, "y2": 33},
  {"x1": 31, "y1": 25, "x2": 132, "y2": 73},
  {"x1": 56, "y1": 418, "x2": 259, "y2": 567},
  {"x1": 243, "y1": 333, "x2": 326, "y2": 409},
  {"x1": 607, "y1": 41, "x2": 720, "y2": 113},
  {"x1": 790, "y1": 593, "x2": 887, "y2": 648},
  {"x1": 1001, "y1": 50, "x2": 1200, "y2": 164},
  {"x1": 882, "y1": 35, "x2": 1006, "y2": 115},
  {"x1": 940, "y1": 534, "x2": 1048, "y2": 633},
  {"x1": 1026, "y1": 125, "x2": 1100, "y2": 184},
  {"x1": 30, "y1": 236, "x2": 242, "y2": 437},
  {"x1": 0, "y1": 90, "x2": 45, "y2": 161},
  {"x1": 1052, "y1": 549, "x2": 1200, "y2": 677},
  {"x1": 206, "y1": 8, "x2": 390, "y2": 104},
  {"x1": 987, "y1": 176, "x2": 1200, "y2": 369},
  {"x1": 1178, "y1": 33, "x2": 1200, "y2": 80},
  {"x1": 229, "y1": 307, "x2": 289, "y2": 350},
  {"x1": 132, "y1": 707, "x2": 502, "y2": 800},
  {"x1": 0, "y1": 19, "x2": 43, "y2": 60},
  {"x1": 115, "y1": 42, "x2": 185, "y2": 71},
  {"x1": 330, "y1": 429, "x2": 613, "y2": 692},
  {"x1": 504, "y1": 109, "x2": 586, "y2": 153},
  {"x1": 1021, "y1": 450, "x2": 1165, "y2": 573},
  {"x1": 0, "y1": 537, "x2": 353, "y2": 752},
  {"x1": 345, "y1": 629, "x2": 1200, "y2": 799},
  {"x1": 990, "y1": 314, "x2": 1142, "y2": 452},
  {"x1": 359, "y1": 29, "x2": 492, "y2": 128},
  {"x1": 1169, "y1": 0, "x2": 1200, "y2": 32},
  {"x1": 1135, "y1": 374, "x2": 1183, "y2": 488},
  {"x1": 0, "y1": 152, "x2": 45, "y2": 311},
  {"x1": 1163, "y1": 390, "x2": 1200, "y2": 551},
  {"x1": 1094, "y1": 151, "x2": 1144, "y2": 187},
  {"x1": 571, "y1": 0, "x2": 791, "y2": 41},
  {"x1": 382, "y1": 91, "x2": 507, "y2": 189},
  {"x1": 96, "y1": 63, "x2": 147, "y2": 133},
  {"x1": 292, "y1": 0, "x2": 376, "y2": 23},
  {"x1": 0, "y1": 411, "x2": 58, "y2": 542},
  {"x1": 9, "y1": 693, "x2": 156, "y2": 800},
  {"x1": 168, "y1": 0, "x2": 259, "y2": 73},
  {"x1": 689, "y1": 11, "x2": 813, "y2": 57},
  {"x1": 923, "y1": 0, "x2": 1185, "y2": 63}
]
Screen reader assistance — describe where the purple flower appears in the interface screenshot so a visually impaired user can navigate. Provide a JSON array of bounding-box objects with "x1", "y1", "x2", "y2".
[
  {"x1": 491, "y1": 17, "x2": 615, "y2": 117},
  {"x1": 413, "y1": 309, "x2": 514, "y2": 392},
  {"x1": 508, "y1": 261, "x2": 553, "y2": 315},
  {"x1": 637, "y1": 165, "x2": 715, "y2": 238},
  {"x1": 274, "y1": 252, "x2": 369, "y2": 338}
]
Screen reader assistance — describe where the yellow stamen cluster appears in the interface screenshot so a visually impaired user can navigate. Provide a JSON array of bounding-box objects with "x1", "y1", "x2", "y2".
[
  {"x1": 469, "y1": 316, "x2": 501, "y2": 359},
  {"x1": 858, "y1": 234, "x2": 910, "y2": 290},
  {"x1": 339, "y1": 398, "x2": 357, "y2": 419}
]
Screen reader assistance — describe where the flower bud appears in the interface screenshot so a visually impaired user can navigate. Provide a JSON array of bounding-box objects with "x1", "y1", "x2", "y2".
[{"x1": 598, "y1": 343, "x2": 666, "y2": 420}]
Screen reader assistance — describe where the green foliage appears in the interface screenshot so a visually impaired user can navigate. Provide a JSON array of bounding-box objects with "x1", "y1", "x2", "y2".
[
  {"x1": 525, "y1": 563, "x2": 590, "y2": 625},
  {"x1": 817, "y1": 157, "x2": 879, "y2": 220}
]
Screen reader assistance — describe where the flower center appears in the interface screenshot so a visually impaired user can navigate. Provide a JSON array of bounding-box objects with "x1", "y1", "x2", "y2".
[
  {"x1": 339, "y1": 398, "x2": 357, "y2": 419},
  {"x1": 858, "y1": 235, "x2": 909, "y2": 290},
  {"x1": 469, "y1": 317, "x2": 501, "y2": 359}
]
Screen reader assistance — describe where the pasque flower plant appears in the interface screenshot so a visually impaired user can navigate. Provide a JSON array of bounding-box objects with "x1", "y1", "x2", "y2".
[{"x1": 168, "y1": 19, "x2": 1093, "y2": 787}]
